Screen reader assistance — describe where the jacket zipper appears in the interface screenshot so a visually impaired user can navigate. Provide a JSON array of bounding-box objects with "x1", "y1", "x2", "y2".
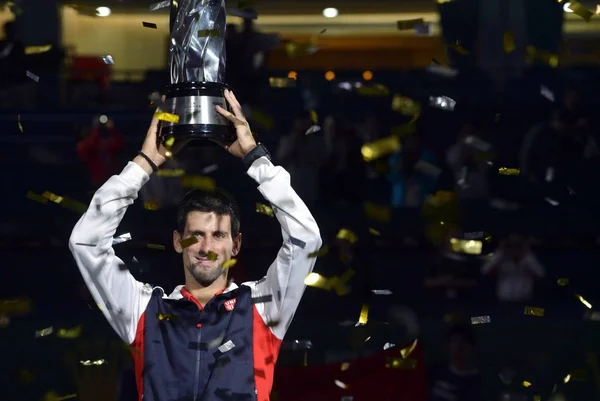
[{"x1": 193, "y1": 326, "x2": 202, "y2": 401}]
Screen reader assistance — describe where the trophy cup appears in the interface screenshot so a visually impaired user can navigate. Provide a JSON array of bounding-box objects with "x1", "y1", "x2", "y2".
[{"x1": 159, "y1": 0, "x2": 236, "y2": 145}]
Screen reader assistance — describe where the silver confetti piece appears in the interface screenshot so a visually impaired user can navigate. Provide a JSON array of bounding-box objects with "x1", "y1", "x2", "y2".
[
  {"x1": 102, "y1": 55, "x2": 114, "y2": 65},
  {"x1": 217, "y1": 340, "x2": 235, "y2": 353},
  {"x1": 25, "y1": 70, "x2": 39, "y2": 82},
  {"x1": 150, "y1": 0, "x2": 170, "y2": 11},
  {"x1": 470, "y1": 315, "x2": 491, "y2": 324}
]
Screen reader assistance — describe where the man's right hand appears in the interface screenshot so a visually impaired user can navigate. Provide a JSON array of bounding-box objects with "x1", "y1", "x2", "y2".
[{"x1": 134, "y1": 107, "x2": 186, "y2": 175}]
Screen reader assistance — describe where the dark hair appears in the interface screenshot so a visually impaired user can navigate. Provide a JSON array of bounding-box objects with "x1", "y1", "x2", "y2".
[
  {"x1": 447, "y1": 324, "x2": 476, "y2": 346},
  {"x1": 176, "y1": 188, "x2": 241, "y2": 237}
]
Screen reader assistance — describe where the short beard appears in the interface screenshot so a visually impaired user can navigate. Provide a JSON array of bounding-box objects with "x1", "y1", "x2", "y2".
[{"x1": 187, "y1": 263, "x2": 225, "y2": 287}]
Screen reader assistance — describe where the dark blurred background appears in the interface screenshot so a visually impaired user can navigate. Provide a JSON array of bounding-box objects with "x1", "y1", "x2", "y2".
[{"x1": 2, "y1": 0, "x2": 600, "y2": 400}]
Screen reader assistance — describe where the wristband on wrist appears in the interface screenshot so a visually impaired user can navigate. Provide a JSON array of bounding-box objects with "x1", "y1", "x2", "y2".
[{"x1": 137, "y1": 151, "x2": 159, "y2": 173}]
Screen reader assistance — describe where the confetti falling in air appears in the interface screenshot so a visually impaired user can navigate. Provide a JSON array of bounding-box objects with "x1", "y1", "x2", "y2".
[
  {"x1": 102, "y1": 55, "x2": 114, "y2": 64},
  {"x1": 269, "y1": 77, "x2": 297, "y2": 88},
  {"x1": 386, "y1": 357, "x2": 417, "y2": 370},
  {"x1": 336, "y1": 228, "x2": 358, "y2": 244},
  {"x1": 79, "y1": 359, "x2": 107, "y2": 366},
  {"x1": 144, "y1": 200, "x2": 160, "y2": 210},
  {"x1": 157, "y1": 313, "x2": 176, "y2": 321},
  {"x1": 357, "y1": 303, "x2": 369, "y2": 325},
  {"x1": 256, "y1": 203, "x2": 275, "y2": 217},
  {"x1": 57, "y1": 325, "x2": 82, "y2": 339},
  {"x1": 396, "y1": 18, "x2": 425, "y2": 30},
  {"x1": 180, "y1": 175, "x2": 216, "y2": 191},
  {"x1": 399, "y1": 339, "x2": 418, "y2": 359},
  {"x1": 17, "y1": 113, "x2": 23, "y2": 132},
  {"x1": 334, "y1": 380, "x2": 348, "y2": 389},
  {"x1": 498, "y1": 167, "x2": 520, "y2": 176},
  {"x1": 503, "y1": 31, "x2": 516, "y2": 53},
  {"x1": 567, "y1": 0, "x2": 594, "y2": 21},
  {"x1": 308, "y1": 245, "x2": 329, "y2": 258},
  {"x1": 557, "y1": 278, "x2": 569, "y2": 286},
  {"x1": 149, "y1": 0, "x2": 170, "y2": 11},
  {"x1": 222, "y1": 259, "x2": 237, "y2": 269},
  {"x1": 180, "y1": 236, "x2": 199, "y2": 249},
  {"x1": 43, "y1": 391, "x2": 77, "y2": 401},
  {"x1": 155, "y1": 112, "x2": 180, "y2": 123},
  {"x1": 142, "y1": 21, "x2": 158, "y2": 29},
  {"x1": 147, "y1": 244, "x2": 166, "y2": 250},
  {"x1": 198, "y1": 29, "x2": 221, "y2": 37},
  {"x1": 35, "y1": 326, "x2": 53, "y2": 338},
  {"x1": 524, "y1": 306, "x2": 544, "y2": 317},
  {"x1": 26, "y1": 70, "x2": 39, "y2": 82},
  {"x1": 470, "y1": 315, "x2": 491, "y2": 325},
  {"x1": 576, "y1": 294, "x2": 592, "y2": 309},
  {"x1": 361, "y1": 135, "x2": 401, "y2": 162},
  {"x1": 207, "y1": 251, "x2": 218, "y2": 261},
  {"x1": 24, "y1": 44, "x2": 52, "y2": 55}
]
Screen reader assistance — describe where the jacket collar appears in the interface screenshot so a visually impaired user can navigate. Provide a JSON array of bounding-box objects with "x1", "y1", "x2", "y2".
[{"x1": 166, "y1": 282, "x2": 239, "y2": 300}]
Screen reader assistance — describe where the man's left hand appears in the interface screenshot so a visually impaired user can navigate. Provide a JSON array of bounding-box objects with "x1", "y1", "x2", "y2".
[{"x1": 215, "y1": 89, "x2": 257, "y2": 158}]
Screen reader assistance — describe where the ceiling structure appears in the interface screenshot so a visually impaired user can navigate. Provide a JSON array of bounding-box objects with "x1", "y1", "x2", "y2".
[{"x1": 61, "y1": 0, "x2": 600, "y2": 38}]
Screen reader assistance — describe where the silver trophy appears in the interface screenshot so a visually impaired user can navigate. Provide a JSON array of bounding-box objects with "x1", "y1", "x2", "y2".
[{"x1": 160, "y1": 0, "x2": 236, "y2": 144}]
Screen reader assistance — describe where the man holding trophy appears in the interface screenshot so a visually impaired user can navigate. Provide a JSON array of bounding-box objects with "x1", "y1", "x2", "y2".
[{"x1": 69, "y1": 1, "x2": 322, "y2": 400}]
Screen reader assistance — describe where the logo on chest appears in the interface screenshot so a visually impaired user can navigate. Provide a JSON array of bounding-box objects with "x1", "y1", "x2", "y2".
[{"x1": 223, "y1": 298, "x2": 237, "y2": 311}]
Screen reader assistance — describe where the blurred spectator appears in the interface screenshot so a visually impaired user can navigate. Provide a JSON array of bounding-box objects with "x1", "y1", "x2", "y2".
[
  {"x1": 320, "y1": 119, "x2": 367, "y2": 205},
  {"x1": 76, "y1": 116, "x2": 125, "y2": 187},
  {"x1": 481, "y1": 234, "x2": 545, "y2": 302},
  {"x1": 275, "y1": 112, "x2": 327, "y2": 205},
  {"x1": 388, "y1": 135, "x2": 439, "y2": 208},
  {"x1": 0, "y1": 21, "x2": 28, "y2": 108},
  {"x1": 446, "y1": 123, "x2": 492, "y2": 201},
  {"x1": 429, "y1": 324, "x2": 483, "y2": 401},
  {"x1": 520, "y1": 109, "x2": 599, "y2": 186}
]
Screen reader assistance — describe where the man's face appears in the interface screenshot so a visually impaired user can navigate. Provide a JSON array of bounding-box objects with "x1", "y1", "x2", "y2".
[{"x1": 173, "y1": 211, "x2": 241, "y2": 286}]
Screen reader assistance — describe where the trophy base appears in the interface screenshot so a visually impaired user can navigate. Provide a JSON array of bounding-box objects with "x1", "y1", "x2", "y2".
[{"x1": 159, "y1": 81, "x2": 236, "y2": 146}]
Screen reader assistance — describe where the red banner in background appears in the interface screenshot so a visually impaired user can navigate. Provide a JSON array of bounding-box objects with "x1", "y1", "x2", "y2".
[{"x1": 272, "y1": 343, "x2": 427, "y2": 401}]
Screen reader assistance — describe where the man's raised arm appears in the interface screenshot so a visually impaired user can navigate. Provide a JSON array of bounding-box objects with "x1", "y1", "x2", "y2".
[
  {"x1": 69, "y1": 115, "x2": 171, "y2": 344},
  {"x1": 244, "y1": 155, "x2": 322, "y2": 339}
]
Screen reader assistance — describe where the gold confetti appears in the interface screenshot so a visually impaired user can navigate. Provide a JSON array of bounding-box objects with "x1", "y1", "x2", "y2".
[
  {"x1": 340, "y1": 362, "x2": 350, "y2": 371},
  {"x1": 498, "y1": 167, "x2": 520, "y2": 176},
  {"x1": 567, "y1": 1, "x2": 594, "y2": 21},
  {"x1": 249, "y1": 109, "x2": 275, "y2": 130},
  {"x1": 449, "y1": 238, "x2": 482, "y2": 255},
  {"x1": 526, "y1": 46, "x2": 559, "y2": 68},
  {"x1": 368, "y1": 228, "x2": 381, "y2": 236},
  {"x1": 57, "y1": 325, "x2": 82, "y2": 339},
  {"x1": 448, "y1": 42, "x2": 469, "y2": 55},
  {"x1": 41, "y1": 191, "x2": 87, "y2": 214},
  {"x1": 331, "y1": 269, "x2": 356, "y2": 296},
  {"x1": 503, "y1": 31, "x2": 516, "y2": 53},
  {"x1": 309, "y1": 110, "x2": 318, "y2": 124},
  {"x1": 0, "y1": 298, "x2": 32, "y2": 315},
  {"x1": 180, "y1": 175, "x2": 216, "y2": 191},
  {"x1": 179, "y1": 237, "x2": 199, "y2": 249},
  {"x1": 386, "y1": 357, "x2": 417, "y2": 369},
  {"x1": 25, "y1": 44, "x2": 53, "y2": 55},
  {"x1": 17, "y1": 113, "x2": 23, "y2": 132},
  {"x1": 576, "y1": 294, "x2": 592, "y2": 309},
  {"x1": 358, "y1": 303, "x2": 369, "y2": 325},
  {"x1": 157, "y1": 313, "x2": 176, "y2": 321},
  {"x1": 142, "y1": 21, "x2": 158, "y2": 29},
  {"x1": 400, "y1": 339, "x2": 418, "y2": 359},
  {"x1": 361, "y1": 135, "x2": 401, "y2": 162},
  {"x1": 391, "y1": 95, "x2": 421, "y2": 116},
  {"x1": 557, "y1": 278, "x2": 569, "y2": 286},
  {"x1": 364, "y1": 202, "x2": 392, "y2": 222},
  {"x1": 256, "y1": 203, "x2": 275, "y2": 217},
  {"x1": 207, "y1": 251, "x2": 218, "y2": 261},
  {"x1": 522, "y1": 381, "x2": 532, "y2": 387},
  {"x1": 154, "y1": 112, "x2": 180, "y2": 123},
  {"x1": 144, "y1": 200, "x2": 160, "y2": 210},
  {"x1": 308, "y1": 245, "x2": 329, "y2": 258},
  {"x1": 147, "y1": 244, "x2": 166, "y2": 250},
  {"x1": 524, "y1": 306, "x2": 544, "y2": 317},
  {"x1": 269, "y1": 77, "x2": 296, "y2": 88},
  {"x1": 396, "y1": 18, "x2": 424, "y2": 30},
  {"x1": 336, "y1": 228, "x2": 358, "y2": 244},
  {"x1": 304, "y1": 272, "x2": 332, "y2": 290},
  {"x1": 390, "y1": 121, "x2": 417, "y2": 137},
  {"x1": 157, "y1": 169, "x2": 185, "y2": 178},
  {"x1": 26, "y1": 190, "x2": 48, "y2": 204},
  {"x1": 356, "y1": 83, "x2": 390, "y2": 97},
  {"x1": 222, "y1": 259, "x2": 237, "y2": 269},
  {"x1": 198, "y1": 29, "x2": 221, "y2": 37},
  {"x1": 43, "y1": 391, "x2": 77, "y2": 401}
]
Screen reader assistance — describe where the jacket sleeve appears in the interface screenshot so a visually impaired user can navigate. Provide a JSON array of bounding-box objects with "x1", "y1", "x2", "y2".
[
  {"x1": 69, "y1": 162, "x2": 153, "y2": 344},
  {"x1": 243, "y1": 157, "x2": 322, "y2": 340}
]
